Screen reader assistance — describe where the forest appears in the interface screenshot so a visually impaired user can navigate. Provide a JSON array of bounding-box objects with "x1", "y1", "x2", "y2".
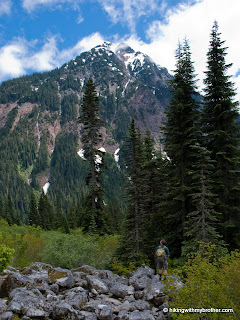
[{"x1": 0, "y1": 22, "x2": 240, "y2": 318}]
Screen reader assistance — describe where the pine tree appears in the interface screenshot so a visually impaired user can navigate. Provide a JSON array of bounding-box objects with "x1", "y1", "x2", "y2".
[
  {"x1": 140, "y1": 130, "x2": 163, "y2": 258},
  {"x1": 143, "y1": 145, "x2": 168, "y2": 261},
  {"x1": 78, "y1": 78, "x2": 108, "y2": 234},
  {"x1": 5, "y1": 195, "x2": 15, "y2": 225},
  {"x1": 182, "y1": 143, "x2": 223, "y2": 255},
  {"x1": 161, "y1": 40, "x2": 201, "y2": 256},
  {"x1": 38, "y1": 192, "x2": 54, "y2": 230},
  {"x1": 116, "y1": 119, "x2": 146, "y2": 264},
  {"x1": 202, "y1": 21, "x2": 240, "y2": 249},
  {"x1": 68, "y1": 205, "x2": 77, "y2": 229},
  {"x1": 28, "y1": 192, "x2": 41, "y2": 226}
]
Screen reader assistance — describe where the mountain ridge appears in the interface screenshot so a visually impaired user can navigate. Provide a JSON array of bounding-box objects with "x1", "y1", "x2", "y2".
[{"x1": 0, "y1": 42, "x2": 172, "y2": 218}]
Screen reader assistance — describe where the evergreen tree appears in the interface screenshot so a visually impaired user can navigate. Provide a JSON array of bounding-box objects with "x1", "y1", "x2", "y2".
[
  {"x1": 68, "y1": 205, "x2": 78, "y2": 229},
  {"x1": 28, "y1": 192, "x2": 41, "y2": 226},
  {"x1": 140, "y1": 130, "x2": 162, "y2": 257},
  {"x1": 202, "y1": 21, "x2": 240, "y2": 249},
  {"x1": 78, "y1": 78, "x2": 108, "y2": 234},
  {"x1": 116, "y1": 119, "x2": 146, "y2": 264},
  {"x1": 5, "y1": 195, "x2": 15, "y2": 225},
  {"x1": 143, "y1": 145, "x2": 168, "y2": 261},
  {"x1": 161, "y1": 40, "x2": 201, "y2": 256},
  {"x1": 182, "y1": 143, "x2": 223, "y2": 254},
  {"x1": 38, "y1": 192, "x2": 54, "y2": 230}
]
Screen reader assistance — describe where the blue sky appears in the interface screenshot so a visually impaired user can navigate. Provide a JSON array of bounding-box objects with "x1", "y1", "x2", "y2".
[{"x1": 0, "y1": 0, "x2": 240, "y2": 97}]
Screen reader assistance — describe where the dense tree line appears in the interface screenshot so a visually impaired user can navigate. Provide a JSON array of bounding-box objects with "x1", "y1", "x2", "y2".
[{"x1": 116, "y1": 22, "x2": 240, "y2": 265}]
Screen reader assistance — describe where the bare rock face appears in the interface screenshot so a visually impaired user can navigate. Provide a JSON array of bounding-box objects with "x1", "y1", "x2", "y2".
[{"x1": 0, "y1": 263, "x2": 179, "y2": 319}]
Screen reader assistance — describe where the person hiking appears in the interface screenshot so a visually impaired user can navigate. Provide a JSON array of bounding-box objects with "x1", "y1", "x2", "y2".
[{"x1": 155, "y1": 239, "x2": 170, "y2": 280}]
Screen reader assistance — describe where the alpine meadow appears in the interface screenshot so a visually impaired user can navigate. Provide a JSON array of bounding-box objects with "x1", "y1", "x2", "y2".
[{"x1": 0, "y1": 22, "x2": 240, "y2": 319}]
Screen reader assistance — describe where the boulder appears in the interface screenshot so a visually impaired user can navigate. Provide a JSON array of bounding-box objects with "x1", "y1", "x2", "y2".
[
  {"x1": 110, "y1": 283, "x2": 134, "y2": 299},
  {"x1": 86, "y1": 275, "x2": 108, "y2": 294},
  {"x1": 49, "y1": 267, "x2": 75, "y2": 289},
  {"x1": 51, "y1": 301, "x2": 79, "y2": 320},
  {"x1": 0, "y1": 262, "x2": 179, "y2": 320},
  {"x1": 7, "y1": 287, "x2": 49, "y2": 317},
  {"x1": 96, "y1": 304, "x2": 113, "y2": 320}
]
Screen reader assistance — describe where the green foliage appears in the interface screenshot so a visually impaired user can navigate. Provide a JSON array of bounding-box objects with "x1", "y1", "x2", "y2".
[
  {"x1": 41, "y1": 230, "x2": 118, "y2": 269},
  {"x1": 169, "y1": 243, "x2": 240, "y2": 320},
  {"x1": 111, "y1": 258, "x2": 139, "y2": 276},
  {"x1": 78, "y1": 78, "x2": 108, "y2": 234},
  {"x1": 111, "y1": 258, "x2": 150, "y2": 276},
  {"x1": 161, "y1": 40, "x2": 202, "y2": 257},
  {"x1": 116, "y1": 120, "x2": 161, "y2": 265},
  {"x1": 202, "y1": 21, "x2": 240, "y2": 249},
  {"x1": 0, "y1": 107, "x2": 18, "y2": 138},
  {"x1": 0, "y1": 233, "x2": 15, "y2": 272},
  {"x1": 0, "y1": 219, "x2": 119, "y2": 270},
  {"x1": 48, "y1": 132, "x2": 88, "y2": 211},
  {"x1": 61, "y1": 93, "x2": 79, "y2": 125},
  {"x1": 0, "y1": 221, "x2": 43, "y2": 268}
]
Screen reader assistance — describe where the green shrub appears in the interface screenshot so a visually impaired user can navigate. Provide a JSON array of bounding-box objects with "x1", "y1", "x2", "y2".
[
  {"x1": 168, "y1": 243, "x2": 240, "y2": 320},
  {"x1": 0, "y1": 233, "x2": 15, "y2": 272},
  {"x1": 41, "y1": 229, "x2": 119, "y2": 269}
]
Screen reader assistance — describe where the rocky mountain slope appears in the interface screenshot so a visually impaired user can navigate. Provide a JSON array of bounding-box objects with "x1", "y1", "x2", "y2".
[{"x1": 0, "y1": 42, "x2": 172, "y2": 217}]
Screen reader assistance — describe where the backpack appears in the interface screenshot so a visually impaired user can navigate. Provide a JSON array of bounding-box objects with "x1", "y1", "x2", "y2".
[{"x1": 155, "y1": 246, "x2": 166, "y2": 262}]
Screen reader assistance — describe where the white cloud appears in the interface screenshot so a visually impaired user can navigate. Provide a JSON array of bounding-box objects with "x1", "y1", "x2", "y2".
[
  {"x1": 0, "y1": 40, "x2": 27, "y2": 80},
  {"x1": 0, "y1": 33, "x2": 105, "y2": 82},
  {"x1": 22, "y1": 0, "x2": 59, "y2": 12},
  {"x1": 0, "y1": 0, "x2": 12, "y2": 16},
  {"x1": 122, "y1": 0, "x2": 240, "y2": 100},
  {"x1": 97, "y1": 0, "x2": 167, "y2": 33},
  {"x1": 22, "y1": 0, "x2": 84, "y2": 24}
]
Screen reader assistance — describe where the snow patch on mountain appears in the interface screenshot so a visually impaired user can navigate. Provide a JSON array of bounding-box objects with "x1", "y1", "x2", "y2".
[
  {"x1": 123, "y1": 52, "x2": 146, "y2": 71},
  {"x1": 114, "y1": 148, "x2": 120, "y2": 162},
  {"x1": 43, "y1": 182, "x2": 50, "y2": 195},
  {"x1": 77, "y1": 148, "x2": 85, "y2": 160}
]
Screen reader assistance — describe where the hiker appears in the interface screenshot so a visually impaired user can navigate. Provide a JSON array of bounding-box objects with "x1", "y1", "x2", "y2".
[{"x1": 155, "y1": 239, "x2": 170, "y2": 280}]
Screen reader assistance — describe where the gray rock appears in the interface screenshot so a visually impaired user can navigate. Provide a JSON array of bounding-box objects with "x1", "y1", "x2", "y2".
[
  {"x1": 134, "y1": 291, "x2": 144, "y2": 300},
  {"x1": 49, "y1": 283, "x2": 59, "y2": 293},
  {"x1": 63, "y1": 287, "x2": 88, "y2": 308},
  {"x1": 110, "y1": 284, "x2": 134, "y2": 299},
  {"x1": 0, "y1": 263, "x2": 173, "y2": 320},
  {"x1": 26, "y1": 307, "x2": 48, "y2": 318},
  {"x1": 30, "y1": 262, "x2": 53, "y2": 273},
  {"x1": 129, "y1": 266, "x2": 154, "y2": 291},
  {"x1": 0, "y1": 311, "x2": 13, "y2": 320},
  {"x1": 114, "y1": 312, "x2": 129, "y2": 320},
  {"x1": 51, "y1": 301, "x2": 79, "y2": 320},
  {"x1": 49, "y1": 267, "x2": 75, "y2": 289},
  {"x1": 86, "y1": 275, "x2": 108, "y2": 294},
  {"x1": 73, "y1": 265, "x2": 98, "y2": 275},
  {"x1": 144, "y1": 276, "x2": 165, "y2": 302},
  {"x1": 0, "y1": 272, "x2": 29, "y2": 297},
  {"x1": 129, "y1": 310, "x2": 155, "y2": 320},
  {"x1": 96, "y1": 304, "x2": 113, "y2": 320},
  {"x1": 79, "y1": 311, "x2": 98, "y2": 319},
  {"x1": 0, "y1": 299, "x2": 7, "y2": 313},
  {"x1": 7, "y1": 287, "x2": 49, "y2": 316}
]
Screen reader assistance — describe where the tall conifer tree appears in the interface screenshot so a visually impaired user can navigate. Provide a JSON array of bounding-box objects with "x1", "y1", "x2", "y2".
[
  {"x1": 161, "y1": 40, "x2": 200, "y2": 256},
  {"x1": 116, "y1": 119, "x2": 146, "y2": 263},
  {"x1": 29, "y1": 192, "x2": 41, "y2": 226},
  {"x1": 202, "y1": 21, "x2": 240, "y2": 248},
  {"x1": 182, "y1": 143, "x2": 223, "y2": 254},
  {"x1": 78, "y1": 78, "x2": 108, "y2": 234}
]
